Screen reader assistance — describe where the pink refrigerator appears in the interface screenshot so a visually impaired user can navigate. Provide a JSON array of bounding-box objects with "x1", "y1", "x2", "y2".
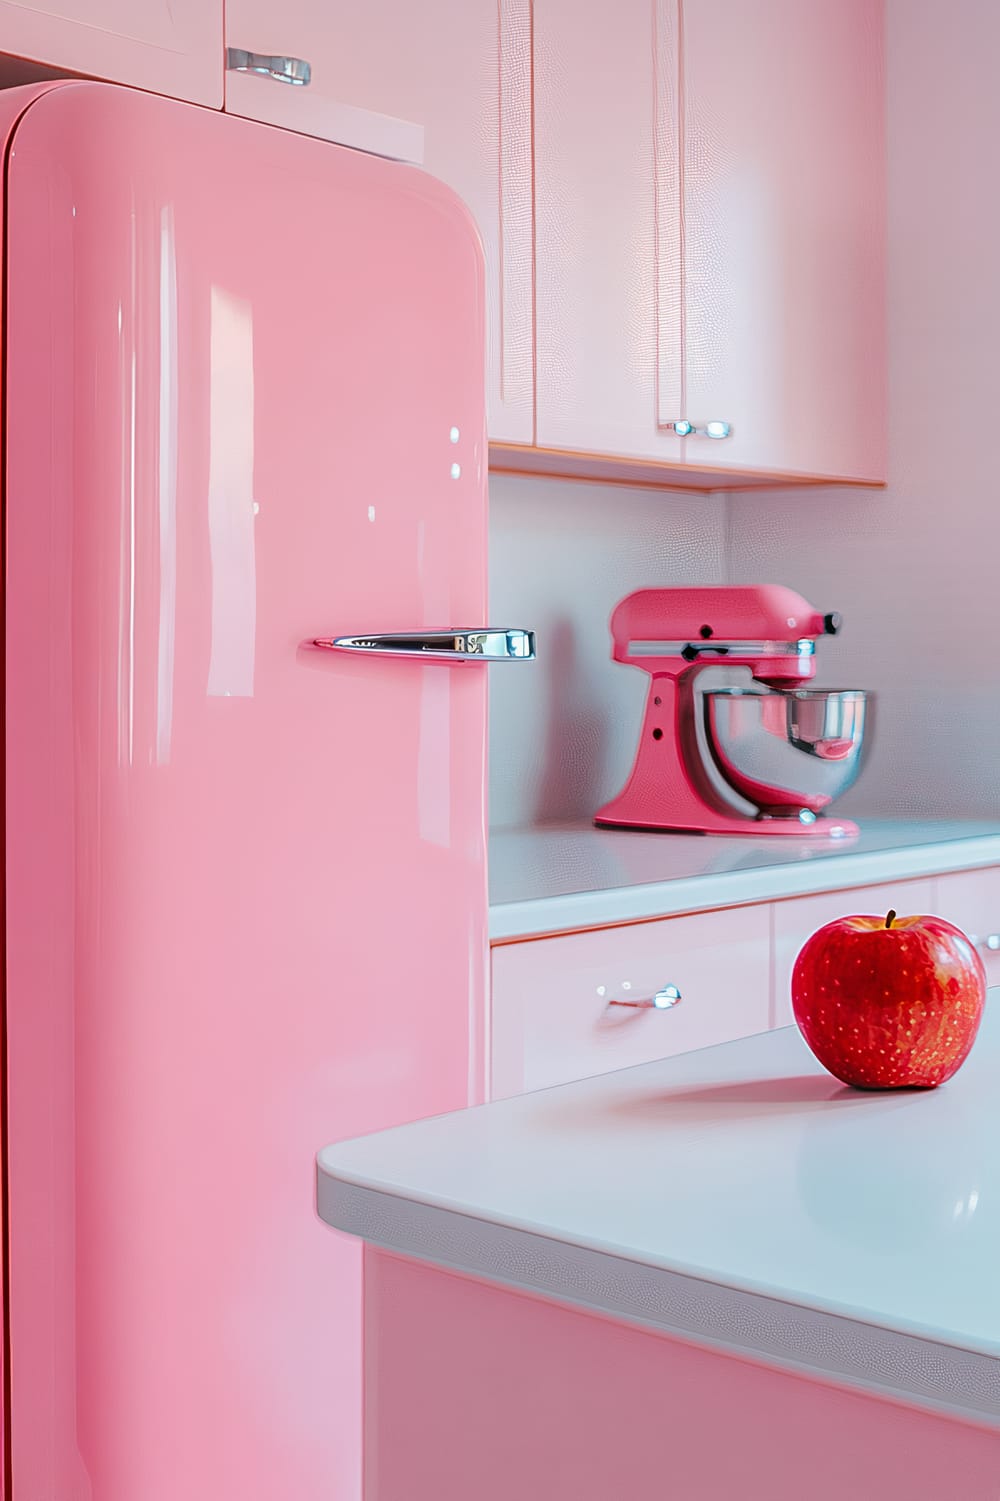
[{"x1": 1, "y1": 80, "x2": 531, "y2": 1499}]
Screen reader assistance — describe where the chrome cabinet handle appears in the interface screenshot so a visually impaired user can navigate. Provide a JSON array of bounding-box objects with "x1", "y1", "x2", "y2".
[
  {"x1": 664, "y1": 420, "x2": 732, "y2": 440},
  {"x1": 226, "y1": 48, "x2": 312, "y2": 86},
  {"x1": 607, "y1": 984, "x2": 681, "y2": 1011},
  {"x1": 311, "y1": 628, "x2": 535, "y2": 662},
  {"x1": 968, "y1": 934, "x2": 1000, "y2": 952}
]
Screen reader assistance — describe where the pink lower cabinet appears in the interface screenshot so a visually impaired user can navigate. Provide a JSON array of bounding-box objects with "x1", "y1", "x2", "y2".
[
  {"x1": 364, "y1": 1251, "x2": 1000, "y2": 1501},
  {"x1": 933, "y1": 867, "x2": 1000, "y2": 987},
  {"x1": 0, "y1": 0, "x2": 222, "y2": 104},
  {"x1": 771, "y1": 879, "x2": 936, "y2": 1029},
  {"x1": 490, "y1": 906, "x2": 770, "y2": 1099}
]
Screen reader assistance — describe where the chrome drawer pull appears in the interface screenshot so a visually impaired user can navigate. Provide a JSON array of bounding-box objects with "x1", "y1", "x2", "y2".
[
  {"x1": 226, "y1": 48, "x2": 312, "y2": 86},
  {"x1": 968, "y1": 934, "x2": 1000, "y2": 952},
  {"x1": 663, "y1": 420, "x2": 732, "y2": 440},
  {"x1": 607, "y1": 984, "x2": 681, "y2": 1011}
]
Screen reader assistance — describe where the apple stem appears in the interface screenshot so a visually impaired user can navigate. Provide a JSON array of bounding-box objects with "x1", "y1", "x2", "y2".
[{"x1": 885, "y1": 910, "x2": 896, "y2": 929}]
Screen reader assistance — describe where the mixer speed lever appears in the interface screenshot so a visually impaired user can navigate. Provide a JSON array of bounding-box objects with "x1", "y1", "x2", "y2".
[{"x1": 681, "y1": 644, "x2": 729, "y2": 662}]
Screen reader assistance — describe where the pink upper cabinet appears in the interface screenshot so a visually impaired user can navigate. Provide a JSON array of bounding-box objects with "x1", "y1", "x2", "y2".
[
  {"x1": 224, "y1": 0, "x2": 533, "y2": 445},
  {"x1": 681, "y1": 0, "x2": 885, "y2": 481},
  {"x1": 532, "y1": 0, "x2": 885, "y2": 486},
  {"x1": 223, "y1": 0, "x2": 422, "y2": 161},
  {"x1": 0, "y1": 0, "x2": 222, "y2": 104},
  {"x1": 533, "y1": 0, "x2": 683, "y2": 468}
]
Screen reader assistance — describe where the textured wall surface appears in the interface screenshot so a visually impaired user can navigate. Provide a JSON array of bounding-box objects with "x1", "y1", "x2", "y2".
[
  {"x1": 488, "y1": 474, "x2": 725, "y2": 828},
  {"x1": 726, "y1": 0, "x2": 1000, "y2": 821}
]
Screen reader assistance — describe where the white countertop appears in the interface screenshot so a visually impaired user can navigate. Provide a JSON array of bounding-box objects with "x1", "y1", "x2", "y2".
[
  {"x1": 319, "y1": 994, "x2": 1000, "y2": 1425},
  {"x1": 488, "y1": 818, "x2": 1000, "y2": 939}
]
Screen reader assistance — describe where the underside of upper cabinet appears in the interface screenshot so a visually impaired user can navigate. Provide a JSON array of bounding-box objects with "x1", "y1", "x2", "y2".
[
  {"x1": 488, "y1": 442, "x2": 885, "y2": 493},
  {"x1": 489, "y1": 0, "x2": 887, "y2": 492}
]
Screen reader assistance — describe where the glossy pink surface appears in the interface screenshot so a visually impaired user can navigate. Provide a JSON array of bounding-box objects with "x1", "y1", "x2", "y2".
[
  {"x1": 226, "y1": 0, "x2": 534, "y2": 443},
  {"x1": 366, "y1": 1250, "x2": 1000, "y2": 1500},
  {"x1": 0, "y1": 0, "x2": 222, "y2": 105},
  {"x1": 333, "y1": 0, "x2": 534, "y2": 444},
  {"x1": 4, "y1": 82, "x2": 487, "y2": 1500},
  {"x1": 0, "y1": 82, "x2": 62, "y2": 1501}
]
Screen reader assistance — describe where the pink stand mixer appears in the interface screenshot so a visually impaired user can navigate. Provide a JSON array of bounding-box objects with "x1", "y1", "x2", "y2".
[{"x1": 595, "y1": 585, "x2": 872, "y2": 837}]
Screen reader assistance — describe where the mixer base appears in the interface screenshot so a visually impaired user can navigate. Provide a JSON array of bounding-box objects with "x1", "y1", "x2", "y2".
[{"x1": 594, "y1": 812, "x2": 860, "y2": 838}]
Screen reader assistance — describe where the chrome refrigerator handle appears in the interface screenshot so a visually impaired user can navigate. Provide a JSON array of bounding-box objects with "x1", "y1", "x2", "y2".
[{"x1": 311, "y1": 629, "x2": 536, "y2": 663}]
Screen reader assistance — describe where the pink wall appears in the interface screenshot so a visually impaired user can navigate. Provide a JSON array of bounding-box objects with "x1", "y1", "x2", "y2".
[
  {"x1": 488, "y1": 475, "x2": 726, "y2": 827},
  {"x1": 490, "y1": 0, "x2": 998, "y2": 829}
]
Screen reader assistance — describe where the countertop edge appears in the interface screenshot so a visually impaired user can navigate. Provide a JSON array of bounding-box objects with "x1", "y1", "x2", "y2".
[
  {"x1": 488, "y1": 834, "x2": 1000, "y2": 942},
  {"x1": 317, "y1": 1171, "x2": 1000, "y2": 1428}
]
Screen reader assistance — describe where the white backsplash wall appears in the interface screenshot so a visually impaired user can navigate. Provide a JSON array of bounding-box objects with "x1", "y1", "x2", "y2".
[
  {"x1": 724, "y1": 0, "x2": 1000, "y2": 822},
  {"x1": 488, "y1": 473, "x2": 726, "y2": 829}
]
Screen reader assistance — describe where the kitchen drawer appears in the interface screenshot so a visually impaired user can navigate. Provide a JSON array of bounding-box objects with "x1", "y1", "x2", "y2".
[
  {"x1": 490, "y1": 906, "x2": 770, "y2": 1100},
  {"x1": 933, "y1": 867, "x2": 1000, "y2": 987},
  {"x1": 772, "y1": 879, "x2": 936, "y2": 1029}
]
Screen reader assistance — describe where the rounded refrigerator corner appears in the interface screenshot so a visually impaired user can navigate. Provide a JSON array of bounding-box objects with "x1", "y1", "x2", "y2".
[
  {"x1": 0, "y1": 78, "x2": 77, "y2": 162},
  {"x1": 399, "y1": 163, "x2": 488, "y2": 279}
]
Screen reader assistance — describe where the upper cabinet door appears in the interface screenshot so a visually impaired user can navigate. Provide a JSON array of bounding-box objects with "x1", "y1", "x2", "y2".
[
  {"x1": 681, "y1": 0, "x2": 885, "y2": 480},
  {"x1": 224, "y1": 0, "x2": 533, "y2": 445},
  {"x1": 223, "y1": 0, "x2": 422, "y2": 162},
  {"x1": 0, "y1": 0, "x2": 222, "y2": 105},
  {"x1": 533, "y1": 0, "x2": 683, "y2": 466},
  {"x1": 532, "y1": 0, "x2": 885, "y2": 486}
]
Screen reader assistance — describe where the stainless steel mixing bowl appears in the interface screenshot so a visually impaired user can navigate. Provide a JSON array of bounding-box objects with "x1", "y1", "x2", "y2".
[{"x1": 702, "y1": 687, "x2": 872, "y2": 819}]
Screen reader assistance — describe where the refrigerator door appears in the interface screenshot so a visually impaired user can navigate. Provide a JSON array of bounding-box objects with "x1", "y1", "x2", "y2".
[{"x1": 4, "y1": 82, "x2": 488, "y2": 1501}]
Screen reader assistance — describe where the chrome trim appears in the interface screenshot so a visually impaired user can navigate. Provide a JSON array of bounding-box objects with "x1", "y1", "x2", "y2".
[
  {"x1": 226, "y1": 48, "x2": 312, "y2": 85},
  {"x1": 662, "y1": 420, "x2": 732, "y2": 439},
  {"x1": 311, "y1": 628, "x2": 535, "y2": 662},
  {"x1": 626, "y1": 639, "x2": 816, "y2": 659},
  {"x1": 608, "y1": 984, "x2": 682, "y2": 1011}
]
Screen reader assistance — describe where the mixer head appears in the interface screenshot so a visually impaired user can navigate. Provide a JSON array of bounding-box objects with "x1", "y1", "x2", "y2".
[{"x1": 609, "y1": 585, "x2": 841, "y2": 685}]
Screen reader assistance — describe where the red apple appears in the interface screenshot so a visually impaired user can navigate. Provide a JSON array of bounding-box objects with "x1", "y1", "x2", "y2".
[{"x1": 791, "y1": 909, "x2": 986, "y2": 1090}]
